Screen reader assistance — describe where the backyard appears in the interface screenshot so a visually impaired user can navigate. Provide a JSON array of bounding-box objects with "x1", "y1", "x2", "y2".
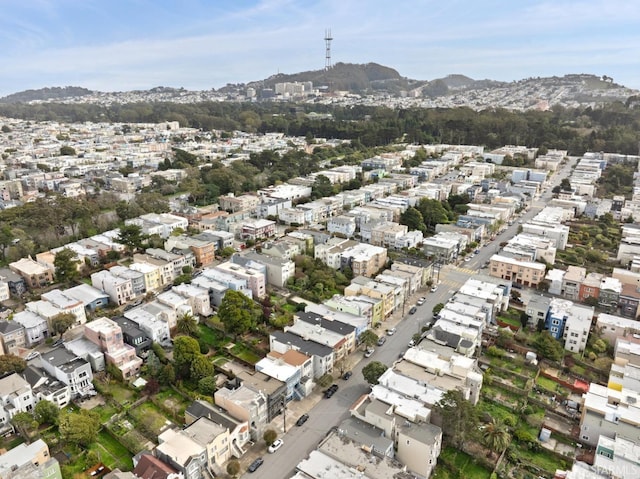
[{"x1": 435, "y1": 447, "x2": 491, "y2": 479}]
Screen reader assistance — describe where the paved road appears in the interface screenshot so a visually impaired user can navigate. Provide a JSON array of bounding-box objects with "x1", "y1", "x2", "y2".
[{"x1": 242, "y1": 158, "x2": 578, "y2": 478}]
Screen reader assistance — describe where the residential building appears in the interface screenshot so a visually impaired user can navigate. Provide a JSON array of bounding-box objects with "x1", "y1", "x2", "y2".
[
  {"x1": 91, "y1": 270, "x2": 134, "y2": 306},
  {"x1": 125, "y1": 213, "x2": 188, "y2": 239},
  {"x1": 525, "y1": 295, "x2": 551, "y2": 330},
  {"x1": 22, "y1": 365, "x2": 71, "y2": 409},
  {"x1": 0, "y1": 373, "x2": 35, "y2": 425},
  {"x1": 580, "y1": 272, "x2": 603, "y2": 303},
  {"x1": 84, "y1": 317, "x2": 142, "y2": 380},
  {"x1": 0, "y1": 320, "x2": 26, "y2": 355},
  {"x1": 232, "y1": 252, "x2": 295, "y2": 289},
  {"x1": 213, "y1": 262, "x2": 266, "y2": 299},
  {"x1": 269, "y1": 330, "x2": 334, "y2": 379},
  {"x1": 545, "y1": 298, "x2": 594, "y2": 352},
  {"x1": 155, "y1": 428, "x2": 206, "y2": 479},
  {"x1": 240, "y1": 219, "x2": 276, "y2": 241},
  {"x1": 12, "y1": 310, "x2": 49, "y2": 347},
  {"x1": 619, "y1": 283, "x2": 640, "y2": 318},
  {"x1": 133, "y1": 453, "x2": 183, "y2": 479},
  {"x1": 489, "y1": 254, "x2": 546, "y2": 287},
  {"x1": 563, "y1": 266, "x2": 587, "y2": 301},
  {"x1": 596, "y1": 313, "x2": 640, "y2": 344},
  {"x1": 0, "y1": 268, "x2": 26, "y2": 297},
  {"x1": 39, "y1": 347, "x2": 94, "y2": 398},
  {"x1": 340, "y1": 243, "x2": 388, "y2": 278},
  {"x1": 184, "y1": 400, "x2": 250, "y2": 458},
  {"x1": 214, "y1": 384, "x2": 268, "y2": 442},
  {"x1": 112, "y1": 316, "x2": 152, "y2": 358},
  {"x1": 0, "y1": 439, "x2": 60, "y2": 479},
  {"x1": 218, "y1": 193, "x2": 260, "y2": 213},
  {"x1": 9, "y1": 258, "x2": 54, "y2": 289},
  {"x1": 395, "y1": 422, "x2": 443, "y2": 479},
  {"x1": 64, "y1": 283, "x2": 110, "y2": 312},
  {"x1": 182, "y1": 417, "x2": 231, "y2": 476},
  {"x1": 172, "y1": 283, "x2": 212, "y2": 317},
  {"x1": 234, "y1": 370, "x2": 286, "y2": 423},
  {"x1": 165, "y1": 235, "x2": 215, "y2": 267}
]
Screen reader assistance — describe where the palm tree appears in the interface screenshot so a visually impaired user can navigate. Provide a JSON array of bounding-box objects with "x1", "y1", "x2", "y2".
[
  {"x1": 482, "y1": 418, "x2": 511, "y2": 459},
  {"x1": 176, "y1": 312, "x2": 198, "y2": 337}
]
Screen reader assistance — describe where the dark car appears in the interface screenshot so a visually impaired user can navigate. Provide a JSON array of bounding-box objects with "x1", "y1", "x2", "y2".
[
  {"x1": 409, "y1": 306, "x2": 417, "y2": 315},
  {"x1": 248, "y1": 457, "x2": 264, "y2": 473},
  {"x1": 296, "y1": 413, "x2": 309, "y2": 426},
  {"x1": 342, "y1": 371, "x2": 353, "y2": 380},
  {"x1": 324, "y1": 384, "x2": 339, "y2": 398}
]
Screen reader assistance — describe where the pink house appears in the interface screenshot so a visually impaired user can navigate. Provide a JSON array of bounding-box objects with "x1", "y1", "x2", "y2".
[{"x1": 84, "y1": 317, "x2": 142, "y2": 380}]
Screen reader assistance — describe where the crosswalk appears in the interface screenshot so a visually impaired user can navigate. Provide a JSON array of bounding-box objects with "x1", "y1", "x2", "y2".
[{"x1": 447, "y1": 266, "x2": 479, "y2": 275}]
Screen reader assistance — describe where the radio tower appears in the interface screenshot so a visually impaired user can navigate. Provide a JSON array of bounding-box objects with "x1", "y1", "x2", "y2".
[{"x1": 324, "y1": 28, "x2": 333, "y2": 70}]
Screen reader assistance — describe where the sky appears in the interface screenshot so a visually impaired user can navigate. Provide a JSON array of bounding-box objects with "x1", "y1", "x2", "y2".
[{"x1": 1, "y1": 0, "x2": 640, "y2": 97}]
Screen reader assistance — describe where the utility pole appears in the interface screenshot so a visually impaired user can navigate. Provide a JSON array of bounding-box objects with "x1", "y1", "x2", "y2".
[{"x1": 282, "y1": 397, "x2": 287, "y2": 433}]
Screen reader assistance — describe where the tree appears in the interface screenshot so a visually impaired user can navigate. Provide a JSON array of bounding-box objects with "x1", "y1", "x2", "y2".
[
  {"x1": 54, "y1": 247, "x2": 80, "y2": 283},
  {"x1": 190, "y1": 355, "x2": 214, "y2": 382},
  {"x1": 59, "y1": 409, "x2": 101, "y2": 447},
  {"x1": 227, "y1": 459, "x2": 241, "y2": 478},
  {"x1": 358, "y1": 330, "x2": 379, "y2": 349},
  {"x1": 116, "y1": 224, "x2": 145, "y2": 254},
  {"x1": 263, "y1": 428, "x2": 278, "y2": 446},
  {"x1": 362, "y1": 361, "x2": 387, "y2": 385},
  {"x1": 173, "y1": 336, "x2": 202, "y2": 378},
  {"x1": 0, "y1": 225, "x2": 15, "y2": 262},
  {"x1": 0, "y1": 355, "x2": 27, "y2": 375},
  {"x1": 434, "y1": 389, "x2": 478, "y2": 448},
  {"x1": 144, "y1": 378, "x2": 160, "y2": 396},
  {"x1": 311, "y1": 174, "x2": 334, "y2": 199},
  {"x1": 560, "y1": 178, "x2": 572, "y2": 191},
  {"x1": 482, "y1": 418, "x2": 511, "y2": 459},
  {"x1": 198, "y1": 376, "x2": 217, "y2": 396},
  {"x1": 52, "y1": 312, "x2": 76, "y2": 339},
  {"x1": 159, "y1": 363, "x2": 176, "y2": 385},
  {"x1": 432, "y1": 303, "x2": 445, "y2": 316},
  {"x1": 34, "y1": 400, "x2": 59, "y2": 425},
  {"x1": 399, "y1": 207, "x2": 426, "y2": 233},
  {"x1": 60, "y1": 145, "x2": 76, "y2": 156},
  {"x1": 176, "y1": 312, "x2": 198, "y2": 337},
  {"x1": 533, "y1": 331, "x2": 564, "y2": 362},
  {"x1": 416, "y1": 198, "x2": 449, "y2": 232},
  {"x1": 12, "y1": 411, "x2": 37, "y2": 440},
  {"x1": 217, "y1": 290, "x2": 260, "y2": 339}
]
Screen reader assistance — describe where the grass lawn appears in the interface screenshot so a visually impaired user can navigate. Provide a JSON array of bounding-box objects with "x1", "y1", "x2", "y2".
[
  {"x1": 281, "y1": 303, "x2": 297, "y2": 313},
  {"x1": 439, "y1": 446, "x2": 491, "y2": 479},
  {"x1": 198, "y1": 323, "x2": 230, "y2": 349},
  {"x1": 100, "y1": 381, "x2": 137, "y2": 405},
  {"x1": 536, "y1": 375, "x2": 558, "y2": 392},
  {"x1": 497, "y1": 314, "x2": 521, "y2": 328},
  {"x1": 92, "y1": 429, "x2": 134, "y2": 471},
  {"x1": 213, "y1": 356, "x2": 229, "y2": 367},
  {"x1": 93, "y1": 403, "x2": 120, "y2": 423},
  {"x1": 128, "y1": 402, "x2": 173, "y2": 437},
  {"x1": 477, "y1": 399, "x2": 516, "y2": 423},
  {"x1": 230, "y1": 343, "x2": 262, "y2": 364},
  {"x1": 517, "y1": 446, "x2": 569, "y2": 473}
]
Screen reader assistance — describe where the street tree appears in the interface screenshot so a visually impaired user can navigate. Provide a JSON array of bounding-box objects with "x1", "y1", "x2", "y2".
[
  {"x1": 358, "y1": 330, "x2": 379, "y2": 349},
  {"x1": 54, "y1": 247, "x2": 80, "y2": 283},
  {"x1": 434, "y1": 389, "x2": 478, "y2": 448},
  {"x1": 432, "y1": 303, "x2": 445, "y2": 316},
  {"x1": 52, "y1": 312, "x2": 76, "y2": 339},
  {"x1": 59, "y1": 409, "x2": 101, "y2": 447},
  {"x1": 217, "y1": 290, "x2": 260, "y2": 339},
  {"x1": 34, "y1": 400, "x2": 59, "y2": 425},
  {"x1": 227, "y1": 459, "x2": 241, "y2": 478},
  {"x1": 362, "y1": 361, "x2": 387, "y2": 385},
  {"x1": 263, "y1": 428, "x2": 278, "y2": 446}
]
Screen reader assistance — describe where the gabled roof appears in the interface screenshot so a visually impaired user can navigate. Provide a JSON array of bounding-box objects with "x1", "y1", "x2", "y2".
[{"x1": 133, "y1": 453, "x2": 178, "y2": 479}]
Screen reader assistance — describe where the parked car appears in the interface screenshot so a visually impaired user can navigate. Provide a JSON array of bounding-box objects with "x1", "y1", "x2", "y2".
[
  {"x1": 295, "y1": 414, "x2": 309, "y2": 426},
  {"x1": 342, "y1": 371, "x2": 353, "y2": 380},
  {"x1": 51, "y1": 338, "x2": 64, "y2": 347},
  {"x1": 268, "y1": 438, "x2": 284, "y2": 453},
  {"x1": 409, "y1": 306, "x2": 417, "y2": 315},
  {"x1": 324, "y1": 384, "x2": 338, "y2": 398},
  {"x1": 248, "y1": 457, "x2": 264, "y2": 472},
  {"x1": 364, "y1": 348, "x2": 375, "y2": 358},
  {"x1": 387, "y1": 327, "x2": 396, "y2": 336},
  {"x1": 417, "y1": 297, "x2": 426, "y2": 305},
  {"x1": 25, "y1": 351, "x2": 39, "y2": 361},
  {"x1": 430, "y1": 285, "x2": 438, "y2": 293},
  {"x1": 408, "y1": 339, "x2": 416, "y2": 347},
  {"x1": 474, "y1": 249, "x2": 480, "y2": 254},
  {"x1": 377, "y1": 336, "x2": 386, "y2": 346}
]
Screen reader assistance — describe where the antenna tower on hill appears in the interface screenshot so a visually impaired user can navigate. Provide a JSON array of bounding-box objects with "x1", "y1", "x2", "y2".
[{"x1": 324, "y1": 29, "x2": 333, "y2": 70}]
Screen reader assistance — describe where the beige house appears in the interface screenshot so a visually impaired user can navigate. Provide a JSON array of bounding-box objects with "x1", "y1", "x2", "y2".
[
  {"x1": 395, "y1": 422, "x2": 442, "y2": 479},
  {"x1": 9, "y1": 258, "x2": 54, "y2": 289},
  {"x1": 489, "y1": 254, "x2": 546, "y2": 287}
]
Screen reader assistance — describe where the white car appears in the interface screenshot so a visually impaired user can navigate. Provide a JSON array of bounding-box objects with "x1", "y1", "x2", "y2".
[
  {"x1": 25, "y1": 351, "x2": 39, "y2": 361},
  {"x1": 387, "y1": 327, "x2": 397, "y2": 336},
  {"x1": 430, "y1": 285, "x2": 438, "y2": 293},
  {"x1": 417, "y1": 297, "x2": 426, "y2": 305},
  {"x1": 364, "y1": 348, "x2": 375, "y2": 358},
  {"x1": 268, "y1": 439, "x2": 283, "y2": 453}
]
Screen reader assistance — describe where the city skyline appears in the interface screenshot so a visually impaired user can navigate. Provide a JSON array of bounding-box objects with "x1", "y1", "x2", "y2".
[{"x1": 1, "y1": 0, "x2": 640, "y2": 97}]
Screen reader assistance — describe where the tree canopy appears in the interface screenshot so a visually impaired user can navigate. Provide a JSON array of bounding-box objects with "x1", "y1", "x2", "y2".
[
  {"x1": 217, "y1": 290, "x2": 260, "y2": 338},
  {"x1": 434, "y1": 389, "x2": 478, "y2": 448},
  {"x1": 362, "y1": 361, "x2": 387, "y2": 385},
  {"x1": 59, "y1": 409, "x2": 101, "y2": 447}
]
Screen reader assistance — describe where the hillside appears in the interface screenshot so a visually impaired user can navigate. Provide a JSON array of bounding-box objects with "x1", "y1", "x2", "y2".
[{"x1": 0, "y1": 86, "x2": 93, "y2": 104}]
